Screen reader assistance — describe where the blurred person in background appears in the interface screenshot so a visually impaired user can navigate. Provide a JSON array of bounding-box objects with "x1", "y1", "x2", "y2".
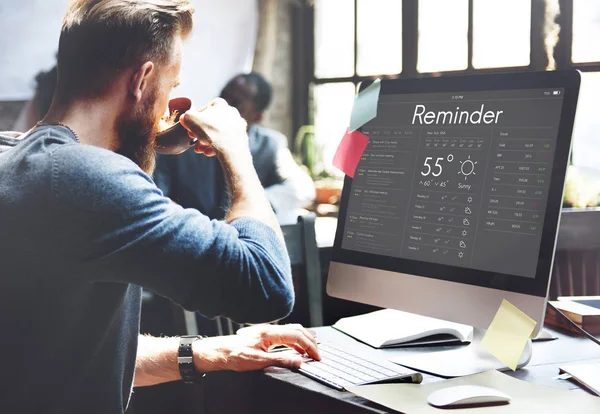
[
  {"x1": 154, "y1": 72, "x2": 315, "y2": 223},
  {"x1": 12, "y1": 63, "x2": 57, "y2": 132}
]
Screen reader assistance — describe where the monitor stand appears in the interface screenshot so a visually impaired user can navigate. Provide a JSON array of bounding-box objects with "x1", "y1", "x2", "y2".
[{"x1": 389, "y1": 328, "x2": 533, "y2": 378}]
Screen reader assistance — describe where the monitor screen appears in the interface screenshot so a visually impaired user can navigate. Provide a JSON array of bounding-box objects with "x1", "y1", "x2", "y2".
[{"x1": 341, "y1": 88, "x2": 565, "y2": 279}]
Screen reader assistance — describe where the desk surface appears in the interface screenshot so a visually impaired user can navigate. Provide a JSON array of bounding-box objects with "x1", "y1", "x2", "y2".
[{"x1": 206, "y1": 326, "x2": 600, "y2": 414}]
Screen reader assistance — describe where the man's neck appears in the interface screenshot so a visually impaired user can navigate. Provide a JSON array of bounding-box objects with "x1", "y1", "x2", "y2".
[{"x1": 42, "y1": 98, "x2": 120, "y2": 151}]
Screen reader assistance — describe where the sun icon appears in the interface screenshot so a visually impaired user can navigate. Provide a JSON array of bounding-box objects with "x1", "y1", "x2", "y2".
[{"x1": 458, "y1": 155, "x2": 477, "y2": 180}]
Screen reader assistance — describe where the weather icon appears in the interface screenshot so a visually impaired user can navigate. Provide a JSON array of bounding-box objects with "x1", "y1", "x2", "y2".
[
  {"x1": 458, "y1": 155, "x2": 477, "y2": 180},
  {"x1": 459, "y1": 241, "x2": 467, "y2": 248},
  {"x1": 458, "y1": 251, "x2": 464, "y2": 258},
  {"x1": 462, "y1": 230, "x2": 468, "y2": 237},
  {"x1": 465, "y1": 207, "x2": 472, "y2": 215},
  {"x1": 467, "y1": 196, "x2": 473, "y2": 203},
  {"x1": 463, "y1": 218, "x2": 470, "y2": 226}
]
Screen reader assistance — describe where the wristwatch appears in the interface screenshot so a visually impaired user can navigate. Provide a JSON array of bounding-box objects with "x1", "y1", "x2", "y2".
[{"x1": 178, "y1": 335, "x2": 206, "y2": 384}]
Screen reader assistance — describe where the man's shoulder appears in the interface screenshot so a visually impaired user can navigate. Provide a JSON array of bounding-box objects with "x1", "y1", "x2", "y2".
[
  {"x1": 52, "y1": 143, "x2": 154, "y2": 199},
  {"x1": 52, "y1": 140, "x2": 138, "y2": 175},
  {"x1": 0, "y1": 131, "x2": 23, "y2": 153},
  {"x1": 43, "y1": 131, "x2": 154, "y2": 205}
]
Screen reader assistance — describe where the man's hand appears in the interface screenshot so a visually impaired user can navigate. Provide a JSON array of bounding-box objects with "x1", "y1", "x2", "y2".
[
  {"x1": 180, "y1": 98, "x2": 283, "y2": 236},
  {"x1": 179, "y1": 98, "x2": 249, "y2": 158},
  {"x1": 193, "y1": 324, "x2": 321, "y2": 373}
]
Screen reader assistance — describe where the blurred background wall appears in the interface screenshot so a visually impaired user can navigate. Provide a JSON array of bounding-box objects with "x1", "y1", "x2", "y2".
[{"x1": 0, "y1": 0, "x2": 258, "y2": 131}]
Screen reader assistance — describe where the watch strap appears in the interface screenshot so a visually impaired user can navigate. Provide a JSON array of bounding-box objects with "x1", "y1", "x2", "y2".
[{"x1": 178, "y1": 335, "x2": 206, "y2": 384}]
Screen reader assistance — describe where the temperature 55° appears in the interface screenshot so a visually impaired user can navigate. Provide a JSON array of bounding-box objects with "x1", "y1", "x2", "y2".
[{"x1": 421, "y1": 154, "x2": 454, "y2": 177}]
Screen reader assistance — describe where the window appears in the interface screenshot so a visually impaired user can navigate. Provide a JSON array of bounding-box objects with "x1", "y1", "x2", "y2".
[
  {"x1": 357, "y1": 0, "x2": 403, "y2": 76},
  {"x1": 418, "y1": 0, "x2": 468, "y2": 73},
  {"x1": 308, "y1": 0, "x2": 599, "y2": 179},
  {"x1": 313, "y1": 0, "x2": 402, "y2": 176},
  {"x1": 314, "y1": 0, "x2": 354, "y2": 78},
  {"x1": 571, "y1": 72, "x2": 600, "y2": 170},
  {"x1": 569, "y1": 1, "x2": 600, "y2": 172},
  {"x1": 572, "y1": 0, "x2": 600, "y2": 63},
  {"x1": 472, "y1": 0, "x2": 531, "y2": 69},
  {"x1": 312, "y1": 83, "x2": 356, "y2": 174}
]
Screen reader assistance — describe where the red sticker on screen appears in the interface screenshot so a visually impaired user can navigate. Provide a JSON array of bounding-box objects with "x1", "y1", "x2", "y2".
[{"x1": 332, "y1": 129, "x2": 370, "y2": 179}]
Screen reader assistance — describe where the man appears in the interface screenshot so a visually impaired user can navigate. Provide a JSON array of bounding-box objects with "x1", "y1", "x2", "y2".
[
  {"x1": 154, "y1": 72, "x2": 315, "y2": 221},
  {"x1": 0, "y1": 1, "x2": 319, "y2": 413}
]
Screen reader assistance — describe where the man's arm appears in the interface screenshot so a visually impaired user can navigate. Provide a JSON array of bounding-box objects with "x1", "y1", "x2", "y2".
[
  {"x1": 51, "y1": 98, "x2": 294, "y2": 323},
  {"x1": 134, "y1": 335, "x2": 180, "y2": 387},
  {"x1": 134, "y1": 325, "x2": 319, "y2": 387},
  {"x1": 180, "y1": 99, "x2": 282, "y2": 239}
]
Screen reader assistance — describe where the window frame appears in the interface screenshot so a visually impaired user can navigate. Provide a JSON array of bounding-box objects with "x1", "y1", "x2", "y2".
[
  {"x1": 304, "y1": 0, "x2": 600, "y2": 97},
  {"x1": 296, "y1": 0, "x2": 600, "y2": 163}
]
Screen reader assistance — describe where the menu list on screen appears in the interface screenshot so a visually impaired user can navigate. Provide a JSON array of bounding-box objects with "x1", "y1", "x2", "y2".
[{"x1": 341, "y1": 88, "x2": 565, "y2": 278}]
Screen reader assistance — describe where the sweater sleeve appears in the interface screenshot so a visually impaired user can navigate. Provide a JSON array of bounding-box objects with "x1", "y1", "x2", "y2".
[{"x1": 50, "y1": 145, "x2": 294, "y2": 324}]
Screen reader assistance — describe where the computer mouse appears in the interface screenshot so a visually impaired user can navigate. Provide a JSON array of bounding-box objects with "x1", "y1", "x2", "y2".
[{"x1": 427, "y1": 385, "x2": 511, "y2": 408}]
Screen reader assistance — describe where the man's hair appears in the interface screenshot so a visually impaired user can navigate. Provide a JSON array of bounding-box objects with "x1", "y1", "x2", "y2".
[
  {"x1": 239, "y1": 72, "x2": 273, "y2": 112},
  {"x1": 57, "y1": 0, "x2": 194, "y2": 99}
]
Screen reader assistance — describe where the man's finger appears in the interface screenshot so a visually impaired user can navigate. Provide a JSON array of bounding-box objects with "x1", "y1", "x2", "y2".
[
  {"x1": 285, "y1": 324, "x2": 318, "y2": 346},
  {"x1": 203, "y1": 148, "x2": 217, "y2": 157},
  {"x1": 194, "y1": 140, "x2": 212, "y2": 154},
  {"x1": 180, "y1": 111, "x2": 212, "y2": 138},
  {"x1": 268, "y1": 331, "x2": 320, "y2": 362},
  {"x1": 290, "y1": 331, "x2": 321, "y2": 361},
  {"x1": 264, "y1": 351, "x2": 303, "y2": 369},
  {"x1": 209, "y1": 97, "x2": 228, "y2": 107}
]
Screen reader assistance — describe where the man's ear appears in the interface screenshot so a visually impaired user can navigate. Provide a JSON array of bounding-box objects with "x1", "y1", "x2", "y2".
[{"x1": 129, "y1": 61, "x2": 154, "y2": 102}]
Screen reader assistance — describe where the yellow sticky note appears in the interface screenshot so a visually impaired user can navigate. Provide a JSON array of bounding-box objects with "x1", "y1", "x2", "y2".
[{"x1": 480, "y1": 299, "x2": 537, "y2": 371}]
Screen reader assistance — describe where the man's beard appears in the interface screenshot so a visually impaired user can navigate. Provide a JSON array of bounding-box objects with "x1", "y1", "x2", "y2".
[{"x1": 116, "y1": 90, "x2": 159, "y2": 175}]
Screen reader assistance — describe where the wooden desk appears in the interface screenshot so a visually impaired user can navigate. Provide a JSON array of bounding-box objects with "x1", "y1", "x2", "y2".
[{"x1": 203, "y1": 326, "x2": 600, "y2": 414}]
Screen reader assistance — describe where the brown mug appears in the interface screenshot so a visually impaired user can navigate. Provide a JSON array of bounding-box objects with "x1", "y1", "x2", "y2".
[{"x1": 155, "y1": 97, "x2": 197, "y2": 155}]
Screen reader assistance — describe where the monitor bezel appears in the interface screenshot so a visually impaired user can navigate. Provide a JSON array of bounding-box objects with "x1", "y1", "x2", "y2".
[{"x1": 332, "y1": 70, "x2": 581, "y2": 298}]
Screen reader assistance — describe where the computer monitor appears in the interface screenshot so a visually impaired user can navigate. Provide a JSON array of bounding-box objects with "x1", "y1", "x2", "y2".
[{"x1": 327, "y1": 71, "x2": 581, "y2": 342}]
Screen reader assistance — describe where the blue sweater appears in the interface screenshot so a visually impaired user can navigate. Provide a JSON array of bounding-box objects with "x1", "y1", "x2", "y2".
[{"x1": 0, "y1": 125, "x2": 293, "y2": 413}]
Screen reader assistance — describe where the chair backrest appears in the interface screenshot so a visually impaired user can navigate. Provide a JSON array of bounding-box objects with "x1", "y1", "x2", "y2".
[{"x1": 281, "y1": 213, "x2": 323, "y2": 327}]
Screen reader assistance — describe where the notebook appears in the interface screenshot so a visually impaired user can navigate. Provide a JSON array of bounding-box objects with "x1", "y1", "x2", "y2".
[
  {"x1": 560, "y1": 362, "x2": 600, "y2": 396},
  {"x1": 550, "y1": 298, "x2": 600, "y2": 334},
  {"x1": 332, "y1": 309, "x2": 473, "y2": 349}
]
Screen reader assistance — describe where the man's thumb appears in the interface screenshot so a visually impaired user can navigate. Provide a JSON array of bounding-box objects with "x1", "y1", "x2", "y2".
[
  {"x1": 179, "y1": 112, "x2": 208, "y2": 138},
  {"x1": 273, "y1": 353, "x2": 303, "y2": 369}
]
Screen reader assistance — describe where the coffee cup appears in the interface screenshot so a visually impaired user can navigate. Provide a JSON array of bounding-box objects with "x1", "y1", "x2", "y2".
[{"x1": 155, "y1": 97, "x2": 197, "y2": 155}]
